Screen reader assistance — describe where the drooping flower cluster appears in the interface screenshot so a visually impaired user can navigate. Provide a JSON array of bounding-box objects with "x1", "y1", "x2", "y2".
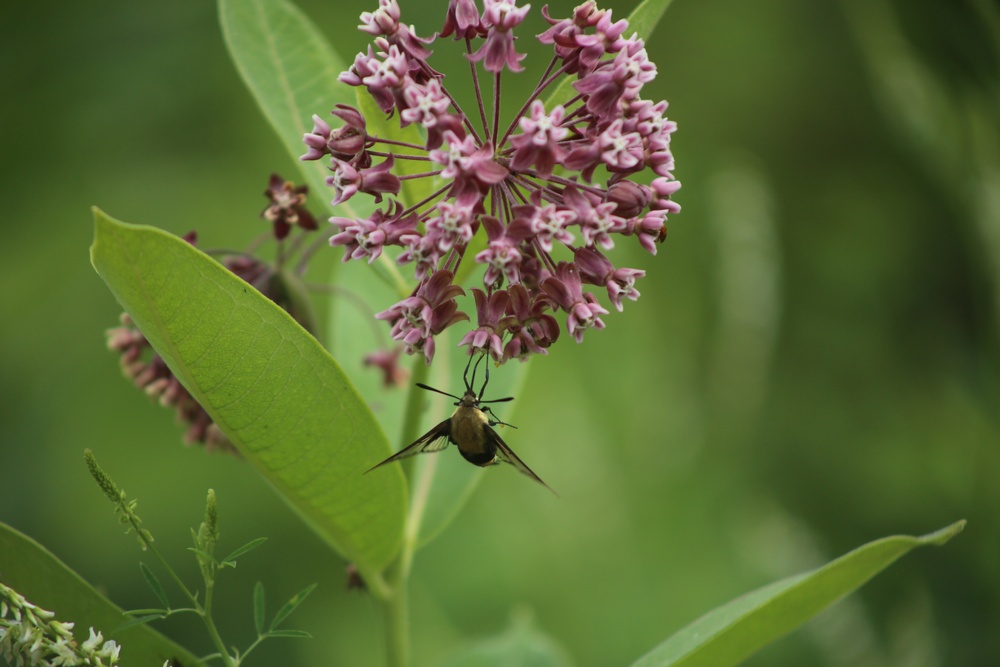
[
  {"x1": 106, "y1": 198, "x2": 323, "y2": 452},
  {"x1": 1, "y1": 582, "x2": 121, "y2": 666},
  {"x1": 303, "y1": 0, "x2": 680, "y2": 363}
]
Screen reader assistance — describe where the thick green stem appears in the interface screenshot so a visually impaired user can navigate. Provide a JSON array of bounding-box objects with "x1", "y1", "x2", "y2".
[
  {"x1": 380, "y1": 357, "x2": 433, "y2": 666},
  {"x1": 382, "y1": 560, "x2": 411, "y2": 667}
]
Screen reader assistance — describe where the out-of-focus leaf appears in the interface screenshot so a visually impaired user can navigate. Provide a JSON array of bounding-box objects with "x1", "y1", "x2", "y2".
[
  {"x1": 0, "y1": 522, "x2": 204, "y2": 667},
  {"x1": 544, "y1": 0, "x2": 677, "y2": 108},
  {"x1": 436, "y1": 610, "x2": 573, "y2": 667},
  {"x1": 90, "y1": 210, "x2": 406, "y2": 589},
  {"x1": 253, "y1": 582, "x2": 266, "y2": 635},
  {"x1": 218, "y1": 0, "x2": 354, "y2": 213},
  {"x1": 139, "y1": 562, "x2": 170, "y2": 608},
  {"x1": 631, "y1": 520, "x2": 966, "y2": 667},
  {"x1": 222, "y1": 536, "x2": 269, "y2": 565},
  {"x1": 270, "y1": 582, "x2": 317, "y2": 630}
]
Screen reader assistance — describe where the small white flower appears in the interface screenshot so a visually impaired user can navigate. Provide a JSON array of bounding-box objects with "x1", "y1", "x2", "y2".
[{"x1": 81, "y1": 626, "x2": 104, "y2": 652}]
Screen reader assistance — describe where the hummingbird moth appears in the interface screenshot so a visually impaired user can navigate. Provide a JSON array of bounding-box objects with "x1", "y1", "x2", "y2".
[{"x1": 366, "y1": 355, "x2": 555, "y2": 494}]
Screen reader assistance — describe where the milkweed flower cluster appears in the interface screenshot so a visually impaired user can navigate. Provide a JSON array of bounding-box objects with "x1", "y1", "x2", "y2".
[
  {"x1": 1, "y1": 582, "x2": 121, "y2": 666},
  {"x1": 303, "y1": 0, "x2": 681, "y2": 363}
]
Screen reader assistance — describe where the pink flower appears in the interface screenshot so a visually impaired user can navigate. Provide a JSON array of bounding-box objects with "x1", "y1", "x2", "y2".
[
  {"x1": 261, "y1": 173, "x2": 317, "y2": 240},
  {"x1": 509, "y1": 101, "x2": 568, "y2": 176},
  {"x1": 540, "y1": 262, "x2": 608, "y2": 343},
  {"x1": 459, "y1": 288, "x2": 511, "y2": 361},
  {"x1": 468, "y1": 0, "x2": 531, "y2": 72},
  {"x1": 302, "y1": 0, "x2": 681, "y2": 363},
  {"x1": 376, "y1": 270, "x2": 469, "y2": 363}
]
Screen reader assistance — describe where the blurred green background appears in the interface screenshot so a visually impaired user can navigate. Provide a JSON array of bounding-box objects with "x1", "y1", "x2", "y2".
[{"x1": 2, "y1": 0, "x2": 998, "y2": 665}]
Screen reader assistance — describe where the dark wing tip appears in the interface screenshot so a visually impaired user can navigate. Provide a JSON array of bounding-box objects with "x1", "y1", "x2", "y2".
[{"x1": 487, "y1": 428, "x2": 558, "y2": 496}]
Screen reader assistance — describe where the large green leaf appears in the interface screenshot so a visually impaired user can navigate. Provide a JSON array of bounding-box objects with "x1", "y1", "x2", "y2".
[
  {"x1": 90, "y1": 210, "x2": 406, "y2": 592},
  {"x1": 218, "y1": 0, "x2": 353, "y2": 213},
  {"x1": 544, "y1": 0, "x2": 677, "y2": 109},
  {"x1": 0, "y1": 522, "x2": 204, "y2": 666},
  {"x1": 631, "y1": 520, "x2": 966, "y2": 667}
]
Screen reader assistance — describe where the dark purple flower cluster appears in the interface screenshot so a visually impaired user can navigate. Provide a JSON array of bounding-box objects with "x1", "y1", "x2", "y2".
[
  {"x1": 107, "y1": 189, "x2": 325, "y2": 450},
  {"x1": 302, "y1": 0, "x2": 680, "y2": 363},
  {"x1": 261, "y1": 173, "x2": 318, "y2": 240}
]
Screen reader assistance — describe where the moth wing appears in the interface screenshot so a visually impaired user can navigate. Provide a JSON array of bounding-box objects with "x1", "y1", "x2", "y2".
[
  {"x1": 365, "y1": 420, "x2": 452, "y2": 474},
  {"x1": 487, "y1": 427, "x2": 558, "y2": 496}
]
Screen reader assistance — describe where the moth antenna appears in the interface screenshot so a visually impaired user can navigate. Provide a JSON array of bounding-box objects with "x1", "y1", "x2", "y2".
[
  {"x1": 416, "y1": 382, "x2": 462, "y2": 402},
  {"x1": 480, "y1": 396, "x2": 514, "y2": 404}
]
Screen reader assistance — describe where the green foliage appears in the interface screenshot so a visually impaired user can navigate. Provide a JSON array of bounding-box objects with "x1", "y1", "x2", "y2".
[
  {"x1": 0, "y1": 0, "x2": 985, "y2": 664},
  {"x1": 0, "y1": 522, "x2": 204, "y2": 666},
  {"x1": 631, "y1": 521, "x2": 966, "y2": 666},
  {"x1": 90, "y1": 210, "x2": 407, "y2": 589},
  {"x1": 218, "y1": 0, "x2": 353, "y2": 214}
]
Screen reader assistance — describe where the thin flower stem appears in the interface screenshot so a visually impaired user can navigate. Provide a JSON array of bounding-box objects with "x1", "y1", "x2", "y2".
[
  {"x1": 467, "y1": 37, "x2": 492, "y2": 143},
  {"x1": 492, "y1": 71, "x2": 502, "y2": 148},
  {"x1": 200, "y1": 587, "x2": 234, "y2": 667},
  {"x1": 398, "y1": 169, "x2": 444, "y2": 180},
  {"x1": 277, "y1": 228, "x2": 310, "y2": 271},
  {"x1": 368, "y1": 151, "x2": 435, "y2": 161},
  {"x1": 369, "y1": 136, "x2": 429, "y2": 151},
  {"x1": 295, "y1": 231, "x2": 332, "y2": 276},
  {"x1": 245, "y1": 230, "x2": 274, "y2": 255},
  {"x1": 496, "y1": 56, "x2": 563, "y2": 147},
  {"x1": 523, "y1": 169, "x2": 608, "y2": 196},
  {"x1": 400, "y1": 183, "x2": 451, "y2": 219},
  {"x1": 559, "y1": 94, "x2": 589, "y2": 121},
  {"x1": 126, "y1": 518, "x2": 235, "y2": 666}
]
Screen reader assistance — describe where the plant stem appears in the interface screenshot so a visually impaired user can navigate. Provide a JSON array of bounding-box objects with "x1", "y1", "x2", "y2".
[
  {"x1": 380, "y1": 357, "x2": 430, "y2": 667},
  {"x1": 382, "y1": 562, "x2": 411, "y2": 667}
]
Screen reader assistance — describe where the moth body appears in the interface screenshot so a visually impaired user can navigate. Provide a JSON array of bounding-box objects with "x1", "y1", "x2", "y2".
[
  {"x1": 364, "y1": 356, "x2": 555, "y2": 493},
  {"x1": 450, "y1": 393, "x2": 493, "y2": 464}
]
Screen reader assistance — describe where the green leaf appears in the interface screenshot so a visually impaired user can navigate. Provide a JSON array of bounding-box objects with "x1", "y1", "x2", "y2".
[
  {"x1": 622, "y1": 0, "x2": 678, "y2": 46},
  {"x1": 631, "y1": 520, "x2": 966, "y2": 667},
  {"x1": 266, "y1": 629, "x2": 313, "y2": 638},
  {"x1": 139, "y1": 562, "x2": 170, "y2": 608},
  {"x1": 115, "y1": 614, "x2": 167, "y2": 632},
  {"x1": 544, "y1": 0, "x2": 677, "y2": 109},
  {"x1": 124, "y1": 608, "x2": 170, "y2": 617},
  {"x1": 0, "y1": 522, "x2": 204, "y2": 666},
  {"x1": 218, "y1": 0, "x2": 355, "y2": 213},
  {"x1": 253, "y1": 582, "x2": 266, "y2": 635},
  {"x1": 436, "y1": 609, "x2": 573, "y2": 667},
  {"x1": 270, "y1": 583, "x2": 317, "y2": 631},
  {"x1": 90, "y1": 211, "x2": 406, "y2": 592},
  {"x1": 223, "y1": 536, "x2": 269, "y2": 565}
]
